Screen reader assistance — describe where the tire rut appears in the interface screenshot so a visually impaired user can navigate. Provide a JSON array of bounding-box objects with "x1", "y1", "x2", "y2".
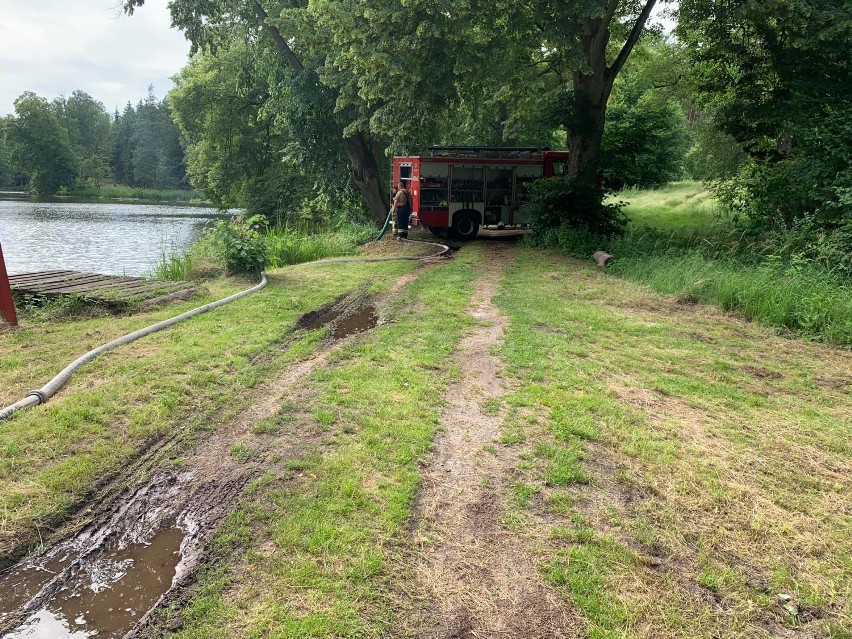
[
  {"x1": 0, "y1": 265, "x2": 432, "y2": 639},
  {"x1": 409, "y1": 242, "x2": 582, "y2": 638}
]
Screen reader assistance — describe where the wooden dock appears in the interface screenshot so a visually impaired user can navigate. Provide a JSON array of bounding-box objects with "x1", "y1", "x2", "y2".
[{"x1": 8, "y1": 271, "x2": 199, "y2": 307}]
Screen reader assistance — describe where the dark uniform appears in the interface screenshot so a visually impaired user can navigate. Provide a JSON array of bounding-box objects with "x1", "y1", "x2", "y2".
[{"x1": 394, "y1": 188, "x2": 411, "y2": 239}]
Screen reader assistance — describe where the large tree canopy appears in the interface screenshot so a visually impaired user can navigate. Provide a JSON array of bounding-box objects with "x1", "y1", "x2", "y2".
[
  {"x1": 123, "y1": 0, "x2": 663, "y2": 221},
  {"x1": 677, "y1": 0, "x2": 852, "y2": 228}
]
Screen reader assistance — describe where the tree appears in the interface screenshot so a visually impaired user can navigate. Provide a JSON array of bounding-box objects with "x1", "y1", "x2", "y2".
[
  {"x1": 601, "y1": 95, "x2": 690, "y2": 188},
  {"x1": 0, "y1": 127, "x2": 12, "y2": 188},
  {"x1": 132, "y1": 88, "x2": 162, "y2": 188},
  {"x1": 124, "y1": 0, "x2": 391, "y2": 224},
  {"x1": 599, "y1": 37, "x2": 692, "y2": 188},
  {"x1": 513, "y1": 0, "x2": 662, "y2": 186},
  {"x1": 110, "y1": 103, "x2": 137, "y2": 185},
  {"x1": 62, "y1": 91, "x2": 111, "y2": 160},
  {"x1": 677, "y1": 0, "x2": 852, "y2": 228},
  {"x1": 297, "y1": 0, "x2": 662, "y2": 188},
  {"x1": 168, "y1": 37, "x2": 306, "y2": 212},
  {"x1": 6, "y1": 92, "x2": 77, "y2": 195}
]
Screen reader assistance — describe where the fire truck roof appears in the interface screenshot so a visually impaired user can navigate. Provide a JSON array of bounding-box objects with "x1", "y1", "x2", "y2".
[{"x1": 425, "y1": 146, "x2": 552, "y2": 159}]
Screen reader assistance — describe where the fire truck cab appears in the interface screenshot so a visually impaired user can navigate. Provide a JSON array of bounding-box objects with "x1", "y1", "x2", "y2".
[{"x1": 392, "y1": 146, "x2": 570, "y2": 240}]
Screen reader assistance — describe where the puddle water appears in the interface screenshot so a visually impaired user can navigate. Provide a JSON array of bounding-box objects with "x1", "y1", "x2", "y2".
[
  {"x1": 2, "y1": 527, "x2": 184, "y2": 639},
  {"x1": 295, "y1": 294, "x2": 378, "y2": 339},
  {"x1": 332, "y1": 306, "x2": 378, "y2": 339},
  {"x1": 0, "y1": 556, "x2": 71, "y2": 620}
]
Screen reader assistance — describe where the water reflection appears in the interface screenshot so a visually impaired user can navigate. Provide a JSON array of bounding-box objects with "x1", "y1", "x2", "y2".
[{"x1": 0, "y1": 199, "x2": 231, "y2": 276}]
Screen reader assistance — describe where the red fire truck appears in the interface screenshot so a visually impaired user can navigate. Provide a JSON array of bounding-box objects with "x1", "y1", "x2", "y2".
[{"x1": 392, "y1": 146, "x2": 570, "y2": 240}]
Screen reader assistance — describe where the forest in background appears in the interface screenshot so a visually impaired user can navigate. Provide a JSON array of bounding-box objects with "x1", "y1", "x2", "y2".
[{"x1": 0, "y1": 87, "x2": 187, "y2": 196}]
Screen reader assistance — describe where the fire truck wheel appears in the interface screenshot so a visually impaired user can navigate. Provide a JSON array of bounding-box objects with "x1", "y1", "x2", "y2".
[{"x1": 452, "y1": 212, "x2": 480, "y2": 241}]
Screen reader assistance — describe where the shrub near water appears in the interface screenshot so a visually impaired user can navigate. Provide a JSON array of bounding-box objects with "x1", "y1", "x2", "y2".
[{"x1": 207, "y1": 215, "x2": 270, "y2": 276}]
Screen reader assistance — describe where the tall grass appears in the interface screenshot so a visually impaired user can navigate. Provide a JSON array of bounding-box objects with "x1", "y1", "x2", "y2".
[
  {"x1": 69, "y1": 186, "x2": 200, "y2": 202},
  {"x1": 266, "y1": 222, "x2": 374, "y2": 267},
  {"x1": 152, "y1": 248, "x2": 195, "y2": 281},
  {"x1": 530, "y1": 181, "x2": 852, "y2": 346},
  {"x1": 611, "y1": 254, "x2": 852, "y2": 345},
  {"x1": 153, "y1": 221, "x2": 376, "y2": 281},
  {"x1": 617, "y1": 182, "x2": 722, "y2": 233}
]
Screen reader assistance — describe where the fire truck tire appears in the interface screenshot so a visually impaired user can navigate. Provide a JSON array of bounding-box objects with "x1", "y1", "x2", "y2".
[{"x1": 452, "y1": 211, "x2": 480, "y2": 241}]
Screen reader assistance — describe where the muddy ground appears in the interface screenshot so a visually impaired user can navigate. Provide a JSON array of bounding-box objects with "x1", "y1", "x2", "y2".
[
  {"x1": 0, "y1": 265, "x2": 423, "y2": 638},
  {"x1": 406, "y1": 243, "x2": 582, "y2": 638}
]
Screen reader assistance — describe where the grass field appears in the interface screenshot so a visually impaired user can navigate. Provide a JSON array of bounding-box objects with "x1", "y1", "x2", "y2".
[
  {"x1": 1, "y1": 240, "x2": 849, "y2": 637},
  {"x1": 619, "y1": 182, "x2": 722, "y2": 234},
  {"x1": 0, "y1": 259, "x2": 418, "y2": 559},
  {"x1": 535, "y1": 182, "x2": 852, "y2": 347},
  {"x1": 495, "y1": 251, "x2": 851, "y2": 638}
]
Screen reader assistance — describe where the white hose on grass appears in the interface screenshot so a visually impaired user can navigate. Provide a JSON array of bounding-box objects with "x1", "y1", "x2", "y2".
[
  {"x1": 0, "y1": 276, "x2": 268, "y2": 423},
  {"x1": 0, "y1": 238, "x2": 451, "y2": 424}
]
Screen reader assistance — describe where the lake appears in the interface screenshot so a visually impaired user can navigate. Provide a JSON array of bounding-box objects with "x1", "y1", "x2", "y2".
[{"x1": 0, "y1": 198, "x2": 231, "y2": 277}]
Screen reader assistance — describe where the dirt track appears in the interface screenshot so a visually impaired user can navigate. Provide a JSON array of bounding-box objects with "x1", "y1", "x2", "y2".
[{"x1": 408, "y1": 243, "x2": 581, "y2": 638}]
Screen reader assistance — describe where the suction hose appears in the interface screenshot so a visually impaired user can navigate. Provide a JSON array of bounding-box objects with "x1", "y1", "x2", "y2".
[
  {"x1": 0, "y1": 275, "x2": 268, "y2": 423},
  {"x1": 373, "y1": 208, "x2": 393, "y2": 242},
  {"x1": 0, "y1": 233, "x2": 450, "y2": 424}
]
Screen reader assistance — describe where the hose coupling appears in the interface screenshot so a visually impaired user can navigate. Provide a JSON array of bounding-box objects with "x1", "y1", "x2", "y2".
[{"x1": 27, "y1": 390, "x2": 47, "y2": 405}]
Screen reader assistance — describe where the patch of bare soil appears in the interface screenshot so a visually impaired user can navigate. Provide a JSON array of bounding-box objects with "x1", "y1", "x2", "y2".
[
  {"x1": 358, "y1": 238, "x2": 440, "y2": 258},
  {"x1": 0, "y1": 267, "x2": 429, "y2": 639},
  {"x1": 407, "y1": 243, "x2": 581, "y2": 639}
]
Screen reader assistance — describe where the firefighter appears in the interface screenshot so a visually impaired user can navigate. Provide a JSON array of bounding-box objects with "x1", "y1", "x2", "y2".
[{"x1": 392, "y1": 180, "x2": 411, "y2": 240}]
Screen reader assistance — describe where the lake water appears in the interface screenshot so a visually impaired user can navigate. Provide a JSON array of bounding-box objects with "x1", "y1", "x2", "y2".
[{"x1": 0, "y1": 197, "x2": 231, "y2": 277}]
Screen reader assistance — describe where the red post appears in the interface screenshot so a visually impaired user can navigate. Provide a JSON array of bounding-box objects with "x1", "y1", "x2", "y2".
[{"x1": 0, "y1": 242, "x2": 18, "y2": 326}]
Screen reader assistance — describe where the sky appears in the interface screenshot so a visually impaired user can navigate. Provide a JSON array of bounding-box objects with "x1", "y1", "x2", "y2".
[{"x1": 0, "y1": 0, "x2": 190, "y2": 116}]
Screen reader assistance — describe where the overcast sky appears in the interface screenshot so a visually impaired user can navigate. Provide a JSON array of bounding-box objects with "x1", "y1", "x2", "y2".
[{"x1": 0, "y1": 0, "x2": 190, "y2": 116}]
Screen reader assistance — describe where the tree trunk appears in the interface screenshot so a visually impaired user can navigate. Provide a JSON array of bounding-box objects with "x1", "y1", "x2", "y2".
[
  {"x1": 567, "y1": 73, "x2": 611, "y2": 187},
  {"x1": 345, "y1": 133, "x2": 389, "y2": 224},
  {"x1": 566, "y1": 0, "x2": 657, "y2": 187}
]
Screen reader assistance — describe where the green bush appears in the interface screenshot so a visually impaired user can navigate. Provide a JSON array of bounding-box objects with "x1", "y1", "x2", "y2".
[
  {"x1": 600, "y1": 94, "x2": 691, "y2": 189},
  {"x1": 527, "y1": 177, "x2": 627, "y2": 237},
  {"x1": 206, "y1": 214, "x2": 270, "y2": 275}
]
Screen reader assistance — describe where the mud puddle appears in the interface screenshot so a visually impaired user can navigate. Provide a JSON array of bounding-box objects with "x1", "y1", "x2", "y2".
[
  {"x1": 331, "y1": 305, "x2": 377, "y2": 338},
  {"x1": 0, "y1": 468, "x2": 244, "y2": 639},
  {"x1": 295, "y1": 291, "x2": 378, "y2": 339},
  {"x1": 4, "y1": 527, "x2": 183, "y2": 639}
]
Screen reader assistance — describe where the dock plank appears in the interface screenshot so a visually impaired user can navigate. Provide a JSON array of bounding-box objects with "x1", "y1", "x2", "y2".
[
  {"x1": 9, "y1": 270, "x2": 198, "y2": 306},
  {"x1": 17, "y1": 274, "x2": 122, "y2": 292},
  {"x1": 8, "y1": 271, "x2": 84, "y2": 286}
]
